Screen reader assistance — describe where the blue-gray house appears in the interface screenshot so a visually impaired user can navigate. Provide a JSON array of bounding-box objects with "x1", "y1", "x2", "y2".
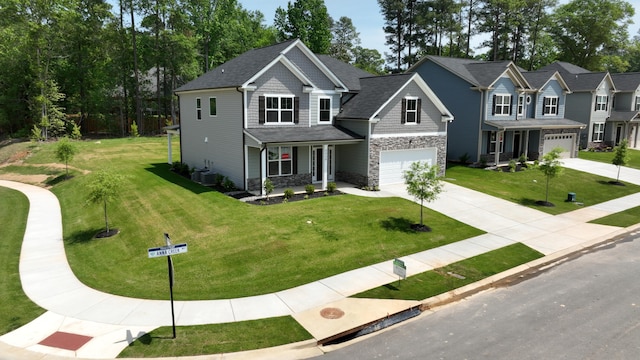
[{"x1": 409, "y1": 56, "x2": 585, "y2": 164}]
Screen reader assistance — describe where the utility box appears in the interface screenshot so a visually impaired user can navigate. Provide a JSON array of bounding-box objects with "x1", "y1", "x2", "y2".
[{"x1": 567, "y1": 192, "x2": 576, "y2": 202}]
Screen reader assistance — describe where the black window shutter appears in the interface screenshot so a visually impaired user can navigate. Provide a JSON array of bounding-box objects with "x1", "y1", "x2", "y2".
[
  {"x1": 259, "y1": 96, "x2": 265, "y2": 124},
  {"x1": 292, "y1": 147, "x2": 298, "y2": 174},
  {"x1": 594, "y1": 96, "x2": 598, "y2": 111},
  {"x1": 416, "y1": 98, "x2": 422, "y2": 123},
  {"x1": 509, "y1": 95, "x2": 514, "y2": 115},
  {"x1": 401, "y1": 99, "x2": 406, "y2": 124},
  {"x1": 294, "y1": 97, "x2": 300, "y2": 124},
  {"x1": 492, "y1": 95, "x2": 496, "y2": 115}
]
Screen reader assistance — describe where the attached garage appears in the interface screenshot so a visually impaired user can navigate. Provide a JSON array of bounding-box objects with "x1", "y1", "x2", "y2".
[
  {"x1": 542, "y1": 133, "x2": 576, "y2": 158},
  {"x1": 379, "y1": 148, "x2": 437, "y2": 185}
]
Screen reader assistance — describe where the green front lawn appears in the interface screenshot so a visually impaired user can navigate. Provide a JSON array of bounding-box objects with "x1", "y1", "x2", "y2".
[
  {"x1": 354, "y1": 243, "x2": 543, "y2": 301},
  {"x1": 579, "y1": 148, "x2": 640, "y2": 169},
  {"x1": 118, "y1": 316, "x2": 311, "y2": 358},
  {"x1": 589, "y1": 205, "x2": 640, "y2": 227},
  {"x1": 6, "y1": 138, "x2": 484, "y2": 300},
  {"x1": 0, "y1": 188, "x2": 45, "y2": 335},
  {"x1": 445, "y1": 163, "x2": 640, "y2": 215}
]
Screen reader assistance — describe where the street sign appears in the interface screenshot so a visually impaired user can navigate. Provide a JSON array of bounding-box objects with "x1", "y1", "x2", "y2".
[
  {"x1": 148, "y1": 243, "x2": 188, "y2": 258},
  {"x1": 393, "y1": 258, "x2": 406, "y2": 279}
]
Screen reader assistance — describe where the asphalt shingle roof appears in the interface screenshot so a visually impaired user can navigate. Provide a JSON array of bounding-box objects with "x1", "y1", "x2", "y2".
[
  {"x1": 244, "y1": 125, "x2": 364, "y2": 143},
  {"x1": 609, "y1": 111, "x2": 640, "y2": 122},
  {"x1": 337, "y1": 73, "x2": 415, "y2": 119},
  {"x1": 175, "y1": 40, "x2": 297, "y2": 92},
  {"x1": 415, "y1": 56, "x2": 518, "y2": 88},
  {"x1": 522, "y1": 70, "x2": 557, "y2": 89},
  {"x1": 610, "y1": 73, "x2": 640, "y2": 92},
  {"x1": 485, "y1": 118, "x2": 586, "y2": 130},
  {"x1": 539, "y1": 61, "x2": 590, "y2": 75},
  {"x1": 316, "y1": 55, "x2": 373, "y2": 91},
  {"x1": 538, "y1": 61, "x2": 608, "y2": 91}
]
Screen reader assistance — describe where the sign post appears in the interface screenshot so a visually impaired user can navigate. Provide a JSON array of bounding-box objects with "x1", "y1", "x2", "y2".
[
  {"x1": 148, "y1": 233, "x2": 187, "y2": 339},
  {"x1": 393, "y1": 258, "x2": 406, "y2": 286}
]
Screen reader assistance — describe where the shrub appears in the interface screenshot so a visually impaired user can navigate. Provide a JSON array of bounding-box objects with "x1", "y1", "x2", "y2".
[
  {"x1": 518, "y1": 153, "x2": 527, "y2": 166},
  {"x1": 327, "y1": 182, "x2": 337, "y2": 192},
  {"x1": 223, "y1": 177, "x2": 235, "y2": 191},
  {"x1": 130, "y1": 121, "x2": 140, "y2": 137},
  {"x1": 214, "y1": 173, "x2": 225, "y2": 186},
  {"x1": 263, "y1": 178, "x2": 274, "y2": 199},
  {"x1": 479, "y1": 157, "x2": 488, "y2": 168},
  {"x1": 459, "y1": 152, "x2": 470, "y2": 164},
  {"x1": 305, "y1": 184, "x2": 315, "y2": 195},
  {"x1": 508, "y1": 159, "x2": 517, "y2": 172},
  {"x1": 304, "y1": 194, "x2": 309, "y2": 200},
  {"x1": 170, "y1": 161, "x2": 190, "y2": 177},
  {"x1": 283, "y1": 188, "x2": 294, "y2": 199}
]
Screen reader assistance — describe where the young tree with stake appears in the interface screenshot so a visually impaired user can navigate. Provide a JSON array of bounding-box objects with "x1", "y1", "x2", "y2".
[{"x1": 403, "y1": 161, "x2": 443, "y2": 231}]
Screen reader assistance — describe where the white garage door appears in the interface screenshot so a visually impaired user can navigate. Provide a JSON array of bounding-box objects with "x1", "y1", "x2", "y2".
[
  {"x1": 379, "y1": 148, "x2": 437, "y2": 185},
  {"x1": 543, "y1": 134, "x2": 575, "y2": 158}
]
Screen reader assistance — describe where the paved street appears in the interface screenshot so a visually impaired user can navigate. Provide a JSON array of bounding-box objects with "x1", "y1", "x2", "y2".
[{"x1": 315, "y1": 228, "x2": 640, "y2": 359}]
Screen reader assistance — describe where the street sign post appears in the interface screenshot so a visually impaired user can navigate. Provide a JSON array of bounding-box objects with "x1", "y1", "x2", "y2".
[
  {"x1": 148, "y1": 233, "x2": 187, "y2": 339},
  {"x1": 393, "y1": 258, "x2": 406, "y2": 285}
]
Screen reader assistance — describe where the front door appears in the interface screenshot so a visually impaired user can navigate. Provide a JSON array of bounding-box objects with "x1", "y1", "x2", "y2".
[
  {"x1": 615, "y1": 125, "x2": 623, "y2": 145},
  {"x1": 312, "y1": 146, "x2": 334, "y2": 183},
  {"x1": 513, "y1": 131, "x2": 521, "y2": 158}
]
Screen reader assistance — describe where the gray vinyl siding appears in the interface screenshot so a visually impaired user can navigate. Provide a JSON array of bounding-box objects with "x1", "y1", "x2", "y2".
[
  {"x1": 298, "y1": 146, "x2": 310, "y2": 174},
  {"x1": 413, "y1": 61, "x2": 482, "y2": 161},
  {"x1": 285, "y1": 46, "x2": 335, "y2": 89},
  {"x1": 179, "y1": 89, "x2": 244, "y2": 187},
  {"x1": 246, "y1": 147, "x2": 260, "y2": 178},
  {"x1": 564, "y1": 92, "x2": 593, "y2": 147},
  {"x1": 370, "y1": 82, "x2": 445, "y2": 135},
  {"x1": 335, "y1": 119, "x2": 369, "y2": 175},
  {"x1": 246, "y1": 62, "x2": 309, "y2": 127},
  {"x1": 614, "y1": 92, "x2": 633, "y2": 110},
  {"x1": 310, "y1": 93, "x2": 341, "y2": 125}
]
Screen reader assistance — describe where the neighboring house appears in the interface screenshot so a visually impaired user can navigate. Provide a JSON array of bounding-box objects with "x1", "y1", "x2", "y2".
[
  {"x1": 610, "y1": 72, "x2": 640, "y2": 149},
  {"x1": 174, "y1": 39, "x2": 453, "y2": 194},
  {"x1": 409, "y1": 56, "x2": 584, "y2": 164},
  {"x1": 539, "y1": 62, "x2": 617, "y2": 149}
]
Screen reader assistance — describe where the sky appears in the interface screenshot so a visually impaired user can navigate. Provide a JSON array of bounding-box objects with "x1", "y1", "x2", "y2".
[{"x1": 239, "y1": 0, "x2": 640, "y2": 57}]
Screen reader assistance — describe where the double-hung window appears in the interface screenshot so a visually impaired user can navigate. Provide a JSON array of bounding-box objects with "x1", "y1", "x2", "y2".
[
  {"x1": 517, "y1": 95, "x2": 525, "y2": 117},
  {"x1": 635, "y1": 96, "x2": 640, "y2": 111},
  {"x1": 543, "y1": 96, "x2": 558, "y2": 115},
  {"x1": 209, "y1": 97, "x2": 217, "y2": 117},
  {"x1": 268, "y1": 146, "x2": 293, "y2": 176},
  {"x1": 266, "y1": 96, "x2": 294, "y2": 123},
  {"x1": 493, "y1": 94, "x2": 511, "y2": 115},
  {"x1": 488, "y1": 131, "x2": 504, "y2": 154},
  {"x1": 319, "y1": 98, "x2": 331, "y2": 123},
  {"x1": 595, "y1": 95, "x2": 608, "y2": 111},
  {"x1": 592, "y1": 123, "x2": 605, "y2": 142},
  {"x1": 405, "y1": 98, "x2": 418, "y2": 123},
  {"x1": 196, "y1": 98, "x2": 202, "y2": 120}
]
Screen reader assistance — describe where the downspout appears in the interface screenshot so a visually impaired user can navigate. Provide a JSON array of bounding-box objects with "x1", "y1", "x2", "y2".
[{"x1": 236, "y1": 87, "x2": 246, "y2": 190}]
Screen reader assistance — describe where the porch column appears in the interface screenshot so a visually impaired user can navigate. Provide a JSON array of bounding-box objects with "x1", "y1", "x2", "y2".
[
  {"x1": 260, "y1": 147, "x2": 267, "y2": 196},
  {"x1": 494, "y1": 131, "x2": 502, "y2": 165},
  {"x1": 322, "y1": 144, "x2": 328, "y2": 191},
  {"x1": 523, "y1": 130, "x2": 530, "y2": 159},
  {"x1": 167, "y1": 132, "x2": 173, "y2": 164}
]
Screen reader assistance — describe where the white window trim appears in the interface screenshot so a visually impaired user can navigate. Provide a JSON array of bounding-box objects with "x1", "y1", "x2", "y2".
[
  {"x1": 543, "y1": 96, "x2": 558, "y2": 116},
  {"x1": 196, "y1": 97, "x2": 202, "y2": 120},
  {"x1": 596, "y1": 95, "x2": 608, "y2": 111},
  {"x1": 318, "y1": 97, "x2": 332, "y2": 124},
  {"x1": 494, "y1": 94, "x2": 511, "y2": 116},
  {"x1": 489, "y1": 131, "x2": 504, "y2": 154},
  {"x1": 265, "y1": 94, "x2": 295, "y2": 124},
  {"x1": 267, "y1": 146, "x2": 293, "y2": 176},
  {"x1": 635, "y1": 96, "x2": 640, "y2": 111},
  {"x1": 209, "y1": 97, "x2": 217, "y2": 117},
  {"x1": 517, "y1": 95, "x2": 525, "y2": 117},
  {"x1": 593, "y1": 122, "x2": 605, "y2": 142},
  {"x1": 405, "y1": 97, "x2": 419, "y2": 124}
]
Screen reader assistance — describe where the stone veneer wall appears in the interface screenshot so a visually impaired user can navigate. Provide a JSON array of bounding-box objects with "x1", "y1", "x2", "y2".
[
  {"x1": 336, "y1": 170, "x2": 368, "y2": 188},
  {"x1": 247, "y1": 173, "x2": 312, "y2": 191},
  {"x1": 367, "y1": 135, "x2": 447, "y2": 187}
]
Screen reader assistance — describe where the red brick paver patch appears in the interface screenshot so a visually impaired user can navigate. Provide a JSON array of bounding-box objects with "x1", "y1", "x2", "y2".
[{"x1": 39, "y1": 331, "x2": 93, "y2": 351}]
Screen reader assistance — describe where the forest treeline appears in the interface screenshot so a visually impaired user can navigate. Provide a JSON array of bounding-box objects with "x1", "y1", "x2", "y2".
[{"x1": 0, "y1": 0, "x2": 637, "y2": 137}]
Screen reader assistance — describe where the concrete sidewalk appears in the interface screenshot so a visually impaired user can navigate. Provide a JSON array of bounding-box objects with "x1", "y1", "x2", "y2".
[{"x1": 1, "y1": 157, "x2": 640, "y2": 359}]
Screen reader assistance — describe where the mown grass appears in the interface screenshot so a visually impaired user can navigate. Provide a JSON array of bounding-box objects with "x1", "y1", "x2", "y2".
[
  {"x1": 445, "y1": 163, "x2": 640, "y2": 215},
  {"x1": 5, "y1": 138, "x2": 484, "y2": 300},
  {"x1": 118, "y1": 316, "x2": 311, "y2": 358},
  {"x1": 579, "y1": 148, "x2": 640, "y2": 169},
  {"x1": 0, "y1": 187, "x2": 46, "y2": 335},
  {"x1": 353, "y1": 243, "x2": 543, "y2": 301},
  {"x1": 589, "y1": 205, "x2": 640, "y2": 227}
]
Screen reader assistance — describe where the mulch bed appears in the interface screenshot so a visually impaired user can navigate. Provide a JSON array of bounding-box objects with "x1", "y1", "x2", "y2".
[{"x1": 244, "y1": 190, "x2": 343, "y2": 205}]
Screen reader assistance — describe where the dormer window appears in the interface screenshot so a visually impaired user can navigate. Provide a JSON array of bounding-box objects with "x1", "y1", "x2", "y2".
[
  {"x1": 595, "y1": 95, "x2": 608, "y2": 111},
  {"x1": 543, "y1": 96, "x2": 558, "y2": 115},
  {"x1": 492, "y1": 94, "x2": 512, "y2": 116}
]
